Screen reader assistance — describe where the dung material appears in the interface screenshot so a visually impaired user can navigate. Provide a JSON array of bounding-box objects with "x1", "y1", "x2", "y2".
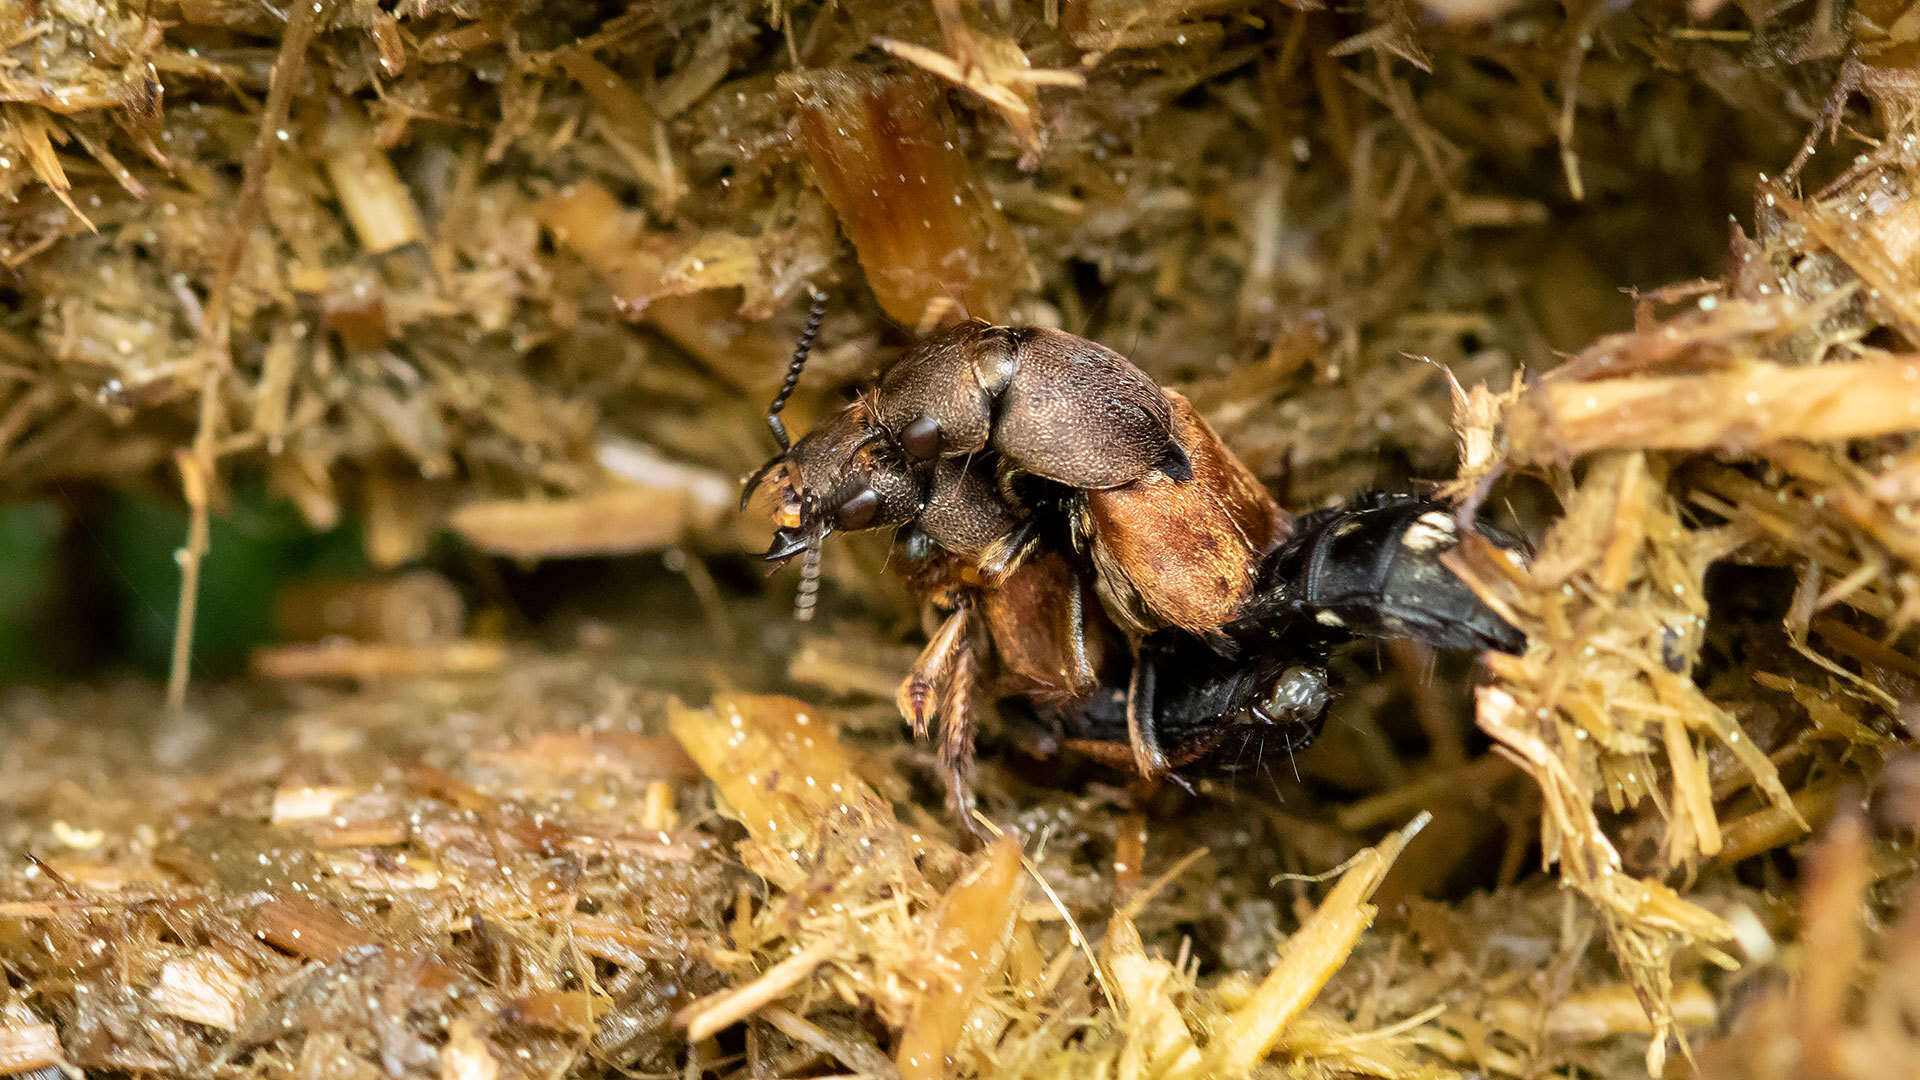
[{"x1": 5, "y1": 1, "x2": 1920, "y2": 1079}]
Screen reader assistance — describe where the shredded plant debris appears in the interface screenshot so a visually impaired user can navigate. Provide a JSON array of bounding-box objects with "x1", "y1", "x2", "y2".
[{"x1": 5, "y1": 0, "x2": 1920, "y2": 1077}]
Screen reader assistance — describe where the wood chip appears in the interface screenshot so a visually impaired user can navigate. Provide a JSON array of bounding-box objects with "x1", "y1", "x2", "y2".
[
  {"x1": 251, "y1": 897, "x2": 377, "y2": 962},
  {"x1": 450, "y1": 484, "x2": 729, "y2": 559},
  {"x1": 151, "y1": 951, "x2": 250, "y2": 1031},
  {"x1": 895, "y1": 837, "x2": 1026, "y2": 1080},
  {"x1": 675, "y1": 935, "x2": 840, "y2": 1044},
  {"x1": 0, "y1": 1020, "x2": 65, "y2": 1076},
  {"x1": 1507, "y1": 356, "x2": 1920, "y2": 463},
  {"x1": 251, "y1": 639, "x2": 507, "y2": 680}
]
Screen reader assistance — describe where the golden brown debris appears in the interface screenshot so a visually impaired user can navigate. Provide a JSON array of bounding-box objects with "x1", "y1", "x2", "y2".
[
  {"x1": 678, "y1": 936, "x2": 840, "y2": 1044},
  {"x1": 150, "y1": 951, "x2": 253, "y2": 1032},
  {"x1": 318, "y1": 105, "x2": 427, "y2": 256},
  {"x1": 505, "y1": 991, "x2": 608, "y2": 1035},
  {"x1": 783, "y1": 69, "x2": 1032, "y2": 327},
  {"x1": 1509, "y1": 981, "x2": 1718, "y2": 1044},
  {"x1": 1505, "y1": 355, "x2": 1920, "y2": 463},
  {"x1": 875, "y1": 0, "x2": 1086, "y2": 170},
  {"x1": 274, "y1": 570, "x2": 467, "y2": 646},
  {"x1": 1431, "y1": 92, "x2": 1920, "y2": 1075},
  {"x1": 661, "y1": 693, "x2": 1468, "y2": 1078},
  {"x1": 0, "y1": 1012, "x2": 67, "y2": 1078},
  {"x1": 250, "y1": 639, "x2": 508, "y2": 680},
  {"x1": 894, "y1": 836, "x2": 1026, "y2": 1080},
  {"x1": 250, "y1": 897, "x2": 380, "y2": 963},
  {"x1": 1190, "y1": 813, "x2": 1427, "y2": 1076},
  {"x1": 448, "y1": 468, "x2": 741, "y2": 560},
  {"x1": 8, "y1": 2, "x2": 1920, "y2": 1078}
]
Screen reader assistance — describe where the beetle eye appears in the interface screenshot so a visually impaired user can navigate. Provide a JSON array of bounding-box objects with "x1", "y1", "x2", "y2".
[
  {"x1": 834, "y1": 488, "x2": 880, "y2": 529},
  {"x1": 900, "y1": 415, "x2": 942, "y2": 459}
]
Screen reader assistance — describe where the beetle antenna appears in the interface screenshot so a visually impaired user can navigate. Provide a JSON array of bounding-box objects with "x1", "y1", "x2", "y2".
[
  {"x1": 794, "y1": 541, "x2": 823, "y2": 621},
  {"x1": 767, "y1": 290, "x2": 828, "y2": 451}
]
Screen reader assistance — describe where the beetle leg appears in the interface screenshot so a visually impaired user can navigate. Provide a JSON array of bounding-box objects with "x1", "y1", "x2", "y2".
[
  {"x1": 975, "y1": 517, "x2": 1040, "y2": 580},
  {"x1": 940, "y1": 643, "x2": 980, "y2": 830},
  {"x1": 1058, "y1": 625, "x2": 1334, "y2": 781},
  {"x1": 897, "y1": 606, "x2": 970, "y2": 740},
  {"x1": 1125, "y1": 650, "x2": 1171, "y2": 779}
]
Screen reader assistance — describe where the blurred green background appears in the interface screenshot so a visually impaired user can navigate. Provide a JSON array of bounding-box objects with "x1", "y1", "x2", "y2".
[{"x1": 0, "y1": 483, "x2": 369, "y2": 684}]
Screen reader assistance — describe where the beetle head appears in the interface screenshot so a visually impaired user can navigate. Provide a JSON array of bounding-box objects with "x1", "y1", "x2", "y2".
[{"x1": 744, "y1": 402, "x2": 926, "y2": 568}]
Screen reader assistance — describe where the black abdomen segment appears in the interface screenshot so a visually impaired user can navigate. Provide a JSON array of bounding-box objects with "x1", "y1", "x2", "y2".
[{"x1": 1249, "y1": 492, "x2": 1526, "y2": 655}]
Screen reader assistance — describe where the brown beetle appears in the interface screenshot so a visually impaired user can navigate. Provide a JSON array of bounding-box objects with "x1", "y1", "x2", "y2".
[
  {"x1": 744, "y1": 306, "x2": 1196, "y2": 588},
  {"x1": 744, "y1": 302, "x2": 1523, "y2": 820},
  {"x1": 742, "y1": 304, "x2": 1282, "y2": 802}
]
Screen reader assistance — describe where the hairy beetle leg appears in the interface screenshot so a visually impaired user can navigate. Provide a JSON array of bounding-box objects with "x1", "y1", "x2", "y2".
[
  {"x1": 893, "y1": 603, "x2": 986, "y2": 834},
  {"x1": 940, "y1": 645, "x2": 982, "y2": 834},
  {"x1": 897, "y1": 606, "x2": 970, "y2": 740}
]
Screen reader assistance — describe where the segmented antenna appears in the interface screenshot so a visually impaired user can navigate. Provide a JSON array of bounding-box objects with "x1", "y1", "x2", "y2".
[
  {"x1": 794, "y1": 542, "x2": 823, "y2": 621},
  {"x1": 766, "y1": 290, "x2": 828, "y2": 451}
]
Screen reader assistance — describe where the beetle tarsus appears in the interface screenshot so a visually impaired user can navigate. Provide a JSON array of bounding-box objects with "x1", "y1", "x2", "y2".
[{"x1": 899, "y1": 607, "x2": 970, "y2": 740}]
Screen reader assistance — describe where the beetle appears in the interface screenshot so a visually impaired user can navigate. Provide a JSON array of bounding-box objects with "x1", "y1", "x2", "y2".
[
  {"x1": 743, "y1": 297, "x2": 1196, "y2": 599},
  {"x1": 742, "y1": 300, "x2": 1525, "y2": 818}
]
